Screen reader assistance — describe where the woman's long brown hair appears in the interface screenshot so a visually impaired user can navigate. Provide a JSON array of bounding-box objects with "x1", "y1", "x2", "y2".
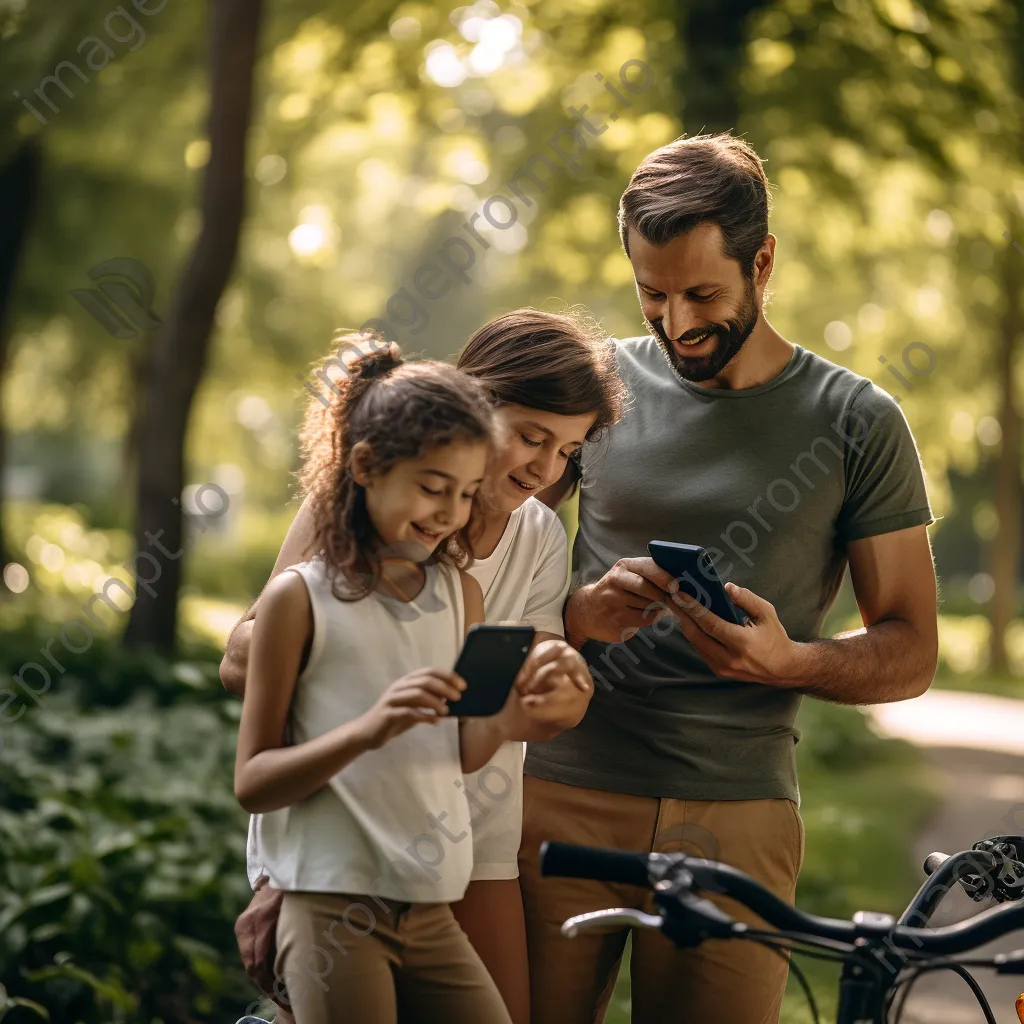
[{"x1": 298, "y1": 338, "x2": 495, "y2": 600}]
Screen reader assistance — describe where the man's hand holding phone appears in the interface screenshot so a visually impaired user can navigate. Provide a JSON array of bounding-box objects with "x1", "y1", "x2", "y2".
[
  {"x1": 672, "y1": 582, "x2": 801, "y2": 687},
  {"x1": 564, "y1": 547, "x2": 800, "y2": 688},
  {"x1": 564, "y1": 557, "x2": 679, "y2": 647}
]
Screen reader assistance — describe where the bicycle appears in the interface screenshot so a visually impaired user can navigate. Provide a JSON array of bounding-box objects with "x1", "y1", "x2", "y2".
[{"x1": 540, "y1": 834, "x2": 1024, "y2": 1024}]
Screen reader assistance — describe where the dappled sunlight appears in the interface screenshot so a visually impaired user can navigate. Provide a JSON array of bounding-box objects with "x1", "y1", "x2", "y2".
[
  {"x1": 179, "y1": 595, "x2": 246, "y2": 650},
  {"x1": 4, "y1": 0, "x2": 1024, "y2": 1020},
  {"x1": 869, "y1": 689, "x2": 1024, "y2": 756}
]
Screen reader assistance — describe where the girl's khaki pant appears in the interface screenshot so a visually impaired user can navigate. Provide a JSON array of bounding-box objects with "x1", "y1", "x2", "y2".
[{"x1": 274, "y1": 891, "x2": 513, "y2": 1024}]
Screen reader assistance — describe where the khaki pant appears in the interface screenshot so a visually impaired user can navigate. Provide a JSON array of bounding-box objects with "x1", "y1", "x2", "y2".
[
  {"x1": 275, "y1": 892, "x2": 513, "y2": 1024},
  {"x1": 519, "y1": 776, "x2": 805, "y2": 1024}
]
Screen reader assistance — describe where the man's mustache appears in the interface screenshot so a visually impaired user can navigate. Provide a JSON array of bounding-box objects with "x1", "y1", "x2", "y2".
[{"x1": 653, "y1": 320, "x2": 728, "y2": 344}]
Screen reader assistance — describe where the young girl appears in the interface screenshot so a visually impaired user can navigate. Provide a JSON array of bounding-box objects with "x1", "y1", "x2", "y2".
[
  {"x1": 226, "y1": 311, "x2": 625, "y2": 1024},
  {"x1": 234, "y1": 345, "x2": 549, "y2": 1024}
]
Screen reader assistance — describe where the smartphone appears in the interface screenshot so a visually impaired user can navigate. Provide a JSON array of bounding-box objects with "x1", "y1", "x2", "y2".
[
  {"x1": 451, "y1": 624, "x2": 536, "y2": 717},
  {"x1": 647, "y1": 541, "x2": 748, "y2": 626}
]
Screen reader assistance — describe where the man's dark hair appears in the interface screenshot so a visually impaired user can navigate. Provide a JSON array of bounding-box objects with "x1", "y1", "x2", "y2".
[{"x1": 618, "y1": 133, "x2": 772, "y2": 277}]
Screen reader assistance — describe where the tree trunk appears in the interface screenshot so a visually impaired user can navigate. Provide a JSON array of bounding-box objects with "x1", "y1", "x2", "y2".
[
  {"x1": 670, "y1": 0, "x2": 773, "y2": 134},
  {"x1": 121, "y1": 339, "x2": 152, "y2": 496},
  {"x1": 0, "y1": 140, "x2": 43, "y2": 573},
  {"x1": 124, "y1": 0, "x2": 263, "y2": 651},
  {"x1": 988, "y1": 220, "x2": 1024, "y2": 674}
]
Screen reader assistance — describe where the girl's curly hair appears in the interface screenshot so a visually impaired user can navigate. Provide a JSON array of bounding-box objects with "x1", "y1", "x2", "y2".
[{"x1": 298, "y1": 335, "x2": 495, "y2": 600}]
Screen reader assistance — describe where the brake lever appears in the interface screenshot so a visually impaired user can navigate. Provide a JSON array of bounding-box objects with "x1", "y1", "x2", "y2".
[
  {"x1": 560, "y1": 907, "x2": 664, "y2": 938},
  {"x1": 975, "y1": 838, "x2": 1024, "y2": 903},
  {"x1": 652, "y1": 867, "x2": 738, "y2": 948},
  {"x1": 924, "y1": 847, "x2": 1012, "y2": 904}
]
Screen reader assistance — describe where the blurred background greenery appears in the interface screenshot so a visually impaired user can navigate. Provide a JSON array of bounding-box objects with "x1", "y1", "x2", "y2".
[{"x1": 2, "y1": 0, "x2": 1024, "y2": 1020}]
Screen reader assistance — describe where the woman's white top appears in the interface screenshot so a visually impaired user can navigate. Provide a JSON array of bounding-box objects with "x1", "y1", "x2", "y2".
[
  {"x1": 246, "y1": 498, "x2": 571, "y2": 888},
  {"x1": 462, "y1": 498, "x2": 570, "y2": 881},
  {"x1": 253, "y1": 558, "x2": 474, "y2": 902}
]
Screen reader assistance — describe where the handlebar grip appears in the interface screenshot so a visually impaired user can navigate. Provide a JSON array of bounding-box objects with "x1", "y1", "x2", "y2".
[
  {"x1": 540, "y1": 841, "x2": 652, "y2": 888},
  {"x1": 924, "y1": 851, "x2": 950, "y2": 876}
]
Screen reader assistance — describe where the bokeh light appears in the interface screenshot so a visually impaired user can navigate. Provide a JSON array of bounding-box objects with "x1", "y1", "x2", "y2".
[{"x1": 3, "y1": 563, "x2": 29, "y2": 594}]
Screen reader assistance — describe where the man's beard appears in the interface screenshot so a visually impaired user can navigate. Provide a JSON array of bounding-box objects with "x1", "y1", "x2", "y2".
[{"x1": 647, "y1": 278, "x2": 759, "y2": 383}]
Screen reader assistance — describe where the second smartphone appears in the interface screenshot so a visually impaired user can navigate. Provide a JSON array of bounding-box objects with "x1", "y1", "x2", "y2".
[{"x1": 451, "y1": 623, "x2": 536, "y2": 716}]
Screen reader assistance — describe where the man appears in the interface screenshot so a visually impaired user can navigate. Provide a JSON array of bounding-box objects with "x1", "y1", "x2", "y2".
[{"x1": 518, "y1": 133, "x2": 938, "y2": 1024}]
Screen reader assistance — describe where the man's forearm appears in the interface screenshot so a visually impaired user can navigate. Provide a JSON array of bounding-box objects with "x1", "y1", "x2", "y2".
[
  {"x1": 784, "y1": 619, "x2": 937, "y2": 705},
  {"x1": 563, "y1": 586, "x2": 594, "y2": 650}
]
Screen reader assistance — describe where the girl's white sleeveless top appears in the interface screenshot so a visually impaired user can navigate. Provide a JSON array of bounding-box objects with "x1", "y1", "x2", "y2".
[{"x1": 255, "y1": 558, "x2": 474, "y2": 903}]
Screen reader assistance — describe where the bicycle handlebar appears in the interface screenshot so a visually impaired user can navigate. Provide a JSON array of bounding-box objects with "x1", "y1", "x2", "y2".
[
  {"x1": 539, "y1": 841, "x2": 1024, "y2": 956},
  {"x1": 539, "y1": 838, "x2": 653, "y2": 887}
]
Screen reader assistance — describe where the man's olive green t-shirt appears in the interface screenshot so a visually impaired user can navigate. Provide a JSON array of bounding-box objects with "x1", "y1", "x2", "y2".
[{"x1": 524, "y1": 337, "x2": 933, "y2": 804}]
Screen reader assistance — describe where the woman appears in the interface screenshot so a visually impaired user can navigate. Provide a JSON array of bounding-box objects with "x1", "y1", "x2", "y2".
[{"x1": 221, "y1": 307, "x2": 626, "y2": 1024}]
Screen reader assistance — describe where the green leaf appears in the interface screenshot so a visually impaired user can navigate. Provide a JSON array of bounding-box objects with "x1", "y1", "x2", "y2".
[
  {"x1": 25, "y1": 884, "x2": 73, "y2": 909},
  {"x1": 7, "y1": 997, "x2": 50, "y2": 1021}
]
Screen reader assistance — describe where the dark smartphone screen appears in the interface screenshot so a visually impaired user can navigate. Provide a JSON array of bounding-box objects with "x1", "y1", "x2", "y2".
[
  {"x1": 647, "y1": 541, "x2": 748, "y2": 626},
  {"x1": 451, "y1": 624, "x2": 536, "y2": 717}
]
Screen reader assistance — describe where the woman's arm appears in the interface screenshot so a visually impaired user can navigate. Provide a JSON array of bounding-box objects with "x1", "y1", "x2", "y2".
[
  {"x1": 508, "y1": 514, "x2": 594, "y2": 731},
  {"x1": 220, "y1": 496, "x2": 317, "y2": 698}
]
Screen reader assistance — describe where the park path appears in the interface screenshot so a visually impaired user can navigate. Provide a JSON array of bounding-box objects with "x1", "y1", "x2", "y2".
[{"x1": 866, "y1": 690, "x2": 1024, "y2": 1024}]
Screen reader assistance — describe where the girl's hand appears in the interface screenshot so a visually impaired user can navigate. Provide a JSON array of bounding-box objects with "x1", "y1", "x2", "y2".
[
  {"x1": 361, "y1": 669, "x2": 466, "y2": 749},
  {"x1": 515, "y1": 639, "x2": 592, "y2": 697},
  {"x1": 495, "y1": 641, "x2": 594, "y2": 742}
]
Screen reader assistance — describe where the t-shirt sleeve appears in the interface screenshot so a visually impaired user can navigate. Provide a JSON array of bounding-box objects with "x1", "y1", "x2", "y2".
[
  {"x1": 835, "y1": 381, "x2": 933, "y2": 543},
  {"x1": 521, "y1": 516, "x2": 571, "y2": 636}
]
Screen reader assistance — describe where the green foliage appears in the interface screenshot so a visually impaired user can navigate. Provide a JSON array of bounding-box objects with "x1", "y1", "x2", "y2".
[
  {"x1": 794, "y1": 693, "x2": 913, "y2": 773},
  {"x1": 793, "y1": 701, "x2": 937, "y2": 917},
  {"x1": 4, "y1": 0, "x2": 1021, "y2": 575},
  {"x1": 0, "y1": 638, "x2": 253, "y2": 1024}
]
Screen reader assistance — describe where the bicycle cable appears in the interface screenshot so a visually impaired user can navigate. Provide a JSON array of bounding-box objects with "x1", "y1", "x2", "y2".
[
  {"x1": 756, "y1": 940, "x2": 822, "y2": 1024},
  {"x1": 889, "y1": 961, "x2": 997, "y2": 1024},
  {"x1": 738, "y1": 927, "x2": 857, "y2": 959}
]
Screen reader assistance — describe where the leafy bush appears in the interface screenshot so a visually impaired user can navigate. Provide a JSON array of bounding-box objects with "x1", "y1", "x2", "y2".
[
  {"x1": 794, "y1": 696, "x2": 913, "y2": 773},
  {"x1": 0, "y1": 621, "x2": 227, "y2": 712},
  {"x1": 0, "y1": 633, "x2": 256, "y2": 1024}
]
